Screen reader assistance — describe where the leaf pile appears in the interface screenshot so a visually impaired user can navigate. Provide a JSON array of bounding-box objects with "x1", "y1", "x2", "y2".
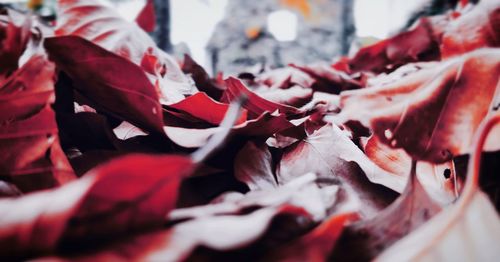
[{"x1": 0, "y1": 0, "x2": 499, "y2": 261}]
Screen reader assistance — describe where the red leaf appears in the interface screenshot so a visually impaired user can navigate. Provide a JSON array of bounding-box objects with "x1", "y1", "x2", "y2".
[
  {"x1": 45, "y1": 174, "x2": 326, "y2": 261},
  {"x1": 339, "y1": 49, "x2": 500, "y2": 163},
  {"x1": 164, "y1": 112, "x2": 294, "y2": 148},
  {"x1": 377, "y1": 114, "x2": 500, "y2": 261},
  {"x1": 135, "y1": 0, "x2": 156, "y2": 33},
  {"x1": 182, "y1": 54, "x2": 225, "y2": 100},
  {"x1": 44, "y1": 36, "x2": 165, "y2": 134},
  {"x1": 222, "y1": 77, "x2": 302, "y2": 118},
  {"x1": 268, "y1": 212, "x2": 359, "y2": 261},
  {"x1": 347, "y1": 18, "x2": 441, "y2": 73},
  {"x1": 0, "y1": 153, "x2": 193, "y2": 258},
  {"x1": 167, "y1": 92, "x2": 248, "y2": 126},
  {"x1": 0, "y1": 55, "x2": 75, "y2": 192},
  {"x1": 49, "y1": 205, "x2": 311, "y2": 261},
  {"x1": 55, "y1": 0, "x2": 158, "y2": 65}
]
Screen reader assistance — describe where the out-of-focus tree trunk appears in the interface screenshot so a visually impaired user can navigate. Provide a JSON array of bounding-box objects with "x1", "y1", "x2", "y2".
[
  {"x1": 340, "y1": 0, "x2": 355, "y2": 55},
  {"x1": 153, "y1": 0, "x2": 172, "y2": 52}
]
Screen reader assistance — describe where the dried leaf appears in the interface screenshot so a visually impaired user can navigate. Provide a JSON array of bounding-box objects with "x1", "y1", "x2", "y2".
[
  {"x1": 331, "y1": 162, "x2": 441, "y2": 261},
  {"x1": 0, "y1": 153, "x2": 193, "y2": 258},
  {"x1": 55, "y1": 0, "x2": 194, "y2": 103},
  {"x1": 440, "y1": 0, "x2": 500, "y2": 58},
  {"x1": 339, "y1": 49, "x2": 500, "y2": 163},
  {"x1": 45, "y1": 36, "x2": 165, "y2": 134},
  {"x1": 166, "y1": 92, "x2": 248, "y2": 126},
  {"x1": 234, "y1": 141, "x2": 278, "y2": 191},
  {"x1": 376, "y1": 114, "x2": 500, "y2": 261},
  {"x1": 135, "y1": 0, "x2": 156, "y2": 33},
  {"x1": 277, "y1": 124, "x2": 401, "y2": 217},
  {"x1": 0, "y1": 55, "x2": 75, "y2": 192},
  {"x1": 222, "y1": 77, "x2": 303, "y2": 119}
]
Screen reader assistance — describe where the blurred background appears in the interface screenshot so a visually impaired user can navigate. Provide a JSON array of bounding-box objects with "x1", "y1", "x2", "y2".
[{"x1": 1, "y1": 0, "x2": 462, "y2": 75}]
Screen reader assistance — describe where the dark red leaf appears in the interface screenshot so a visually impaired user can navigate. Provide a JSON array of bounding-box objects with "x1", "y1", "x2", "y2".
[
  {"x1": 48, "y1": 205, "x2": 311, "y2": 261},
  {"x1": 44, "y1": 36, "x2": 165, "y2": 134},
  {"x1": 182, "y1": 54, "x2": 225, "y2": 100},
  {"x1": 57, "y1": 112, "x2": 121, "y2": 152}
]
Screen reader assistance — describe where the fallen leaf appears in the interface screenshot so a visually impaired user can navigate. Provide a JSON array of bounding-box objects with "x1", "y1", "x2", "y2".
[
  {"x1": 166, "y1": 92, "x2": 248, "y2": 126},
  {"x1": 164, "y1": 112, "x2": 294, "y2": 148},
  {"x1": 363, "y1": 135, "x2": 457, "y2": 205},
  {"x1": 45, "y1": 36, "x2": 165, "y2": 134},
  {"x1": 0, "y1": 55, "x2": 75, "y2": 192},
  {"x1": 0, "y1": 153, "x2": 194, "y2": 259},
  {"x1": 182, "y1": 54, "x2": 225, "y2": 100},
  {"x1": 255, "y1": 67, "x2": 315, "y2": 90},
  {"x1": 339, "y1": 48, "x2": 500, "y2": 163},
  {"x1": 440, "y1": 0, "x2": 500, "y2": 58},
  {"x1": 135, "y1": 0, "x2": 156, "y2": 33},
  {"x1": 222, "y1": 77, "x2": 303, "y2": 119},
  {"x1": 255, "y1": 84, "x2": 313, "y2": 108},
  {"x1": 376, "y1": 113, "x2": 500, "y2": 262},
  {"x1": 290, "y1": 63, "x2": 363, "y2": 93},
  {"x1": 276, "y1": 124, "x2": 401, "y2": 218},
  {"x1": 267, "y1": 212, "x2": 359, "y2": 261},
  {"x1": 234, "y1": 141, "x2": 278, "y2": 191},
  {"x1": 347, "y1": 17, "x2": 441, "y2": 73},
  {"x1": 330, "y1": 161, "x2": 441, "y2": 261},
  {"x1": 55, "y1": 0, "x2": 195, "y2": 103}
]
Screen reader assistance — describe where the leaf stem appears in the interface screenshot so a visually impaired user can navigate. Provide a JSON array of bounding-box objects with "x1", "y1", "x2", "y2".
[
  {"x1": 191, "y1": 94, "x2": 247, "y2": 163},
  {"x1": 461, "y1": 112, "x2": 500, "y2": 202}
]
